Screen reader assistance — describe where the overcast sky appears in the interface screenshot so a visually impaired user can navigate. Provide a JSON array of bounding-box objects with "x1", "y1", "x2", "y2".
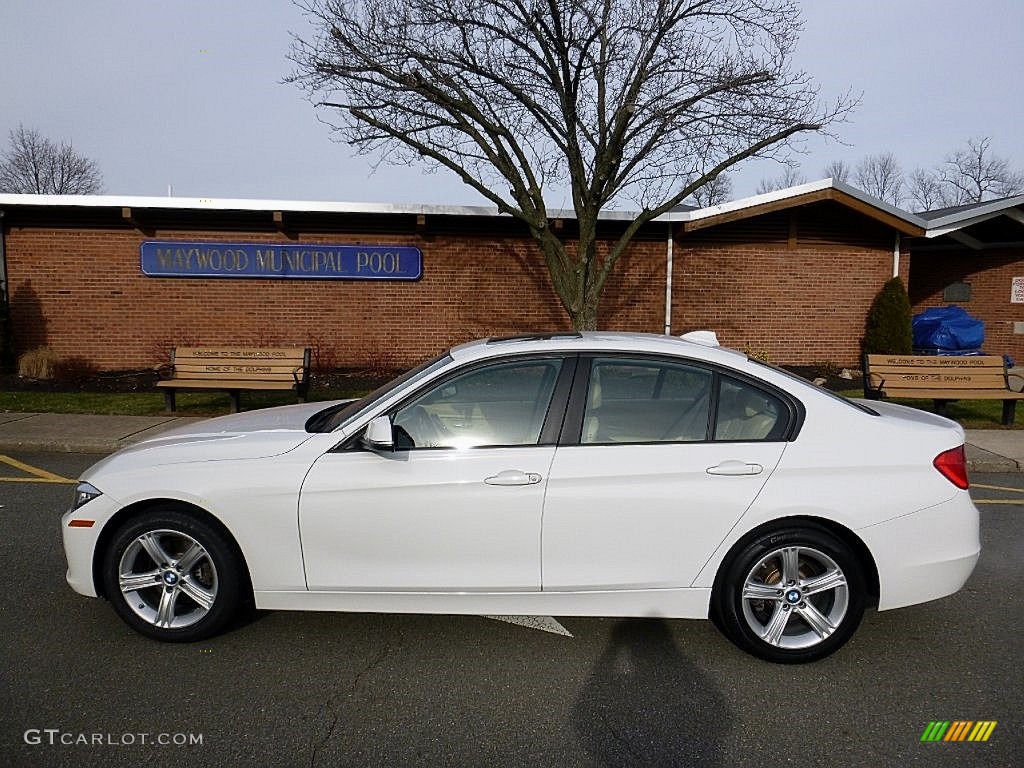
[{"x1": 3, "y1": 0, "x2": 1021, "y2": 207}]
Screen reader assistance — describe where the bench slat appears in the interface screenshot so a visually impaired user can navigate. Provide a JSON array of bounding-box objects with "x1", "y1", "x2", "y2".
[
  {"x1": 157, "y1": 380, "x2": 298, "y2": 390},
  {"x1": 173, "y1": 347, "x2": 307, "y2": 359},
  {"x1": 875, "y1": 388, "x2": 1024, "y2": 400},
  {"x1": 868, "y1": 374, "x2": 1009, "y2": 390},
  {"x1": 171, "y1": 364, "x2": 302, "y2": 376},
  {"x1": 863, "y1": 353, "x2": 1021, "y2": 425},
  {"x1": 172, "y1": 356, "x2": 305, "y2": 364},
  {"x1": 867, "y1": 354, "x2": 1005, "y2": 368},
  {"x1": 868, "y1": 364, "x2": 1005, "y2": 375},
  {"x1": 159, "y1": 346, "x2": 311, "y2": 413}
]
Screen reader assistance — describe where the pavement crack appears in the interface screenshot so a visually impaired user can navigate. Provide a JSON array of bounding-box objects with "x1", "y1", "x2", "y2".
[
  {"x1": 308, "y1": 623, "x2": 406, "y2": 768},
  {"x1": 596, "y1": 708, "x2": 646, "y2": 765}
]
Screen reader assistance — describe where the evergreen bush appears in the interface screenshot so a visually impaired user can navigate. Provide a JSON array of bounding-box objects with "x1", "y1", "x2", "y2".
[{"x1": 863, "y1": 277, "x2": 913, "y2": 355}]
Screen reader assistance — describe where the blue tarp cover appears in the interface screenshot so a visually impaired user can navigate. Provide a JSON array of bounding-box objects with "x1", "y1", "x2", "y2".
[{"x1": 912, "y1": 305, "x2": 985, "y2": 353}]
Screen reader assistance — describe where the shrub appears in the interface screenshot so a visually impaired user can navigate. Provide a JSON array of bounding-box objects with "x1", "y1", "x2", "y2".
[
  {"x1": 17, "y1": 347, "x2": 60, "y2": 379},
  {"x1": 742, "y1": 342, "x2": 772, "y2": 363},
  {"x1": 863, "y1": 277, "x2": 912, "y2": 355}
]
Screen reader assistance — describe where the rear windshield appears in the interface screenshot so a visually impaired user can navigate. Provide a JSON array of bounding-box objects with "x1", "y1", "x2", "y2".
[{"x1": 746, "y1": 358, "x2": 879, "y2": 416}]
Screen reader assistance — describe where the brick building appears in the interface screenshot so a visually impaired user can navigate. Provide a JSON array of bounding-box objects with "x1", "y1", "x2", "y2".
[
  {"x1": 1, "y1": 180, "x2": 1020, "y2": 372},
  {"x1": 909, "y1": 197, "x2": 1024, "y2": 363}
]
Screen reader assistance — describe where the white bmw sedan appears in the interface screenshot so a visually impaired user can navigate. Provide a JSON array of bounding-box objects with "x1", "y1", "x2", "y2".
[{"x1": 62, "y1": 332, "x2": 979, "y2": 663}]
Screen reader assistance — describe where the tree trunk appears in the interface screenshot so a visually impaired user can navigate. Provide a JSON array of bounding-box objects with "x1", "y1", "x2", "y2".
[{"x1": 571, "y1": 302, "x2": 599, "y2": 331}]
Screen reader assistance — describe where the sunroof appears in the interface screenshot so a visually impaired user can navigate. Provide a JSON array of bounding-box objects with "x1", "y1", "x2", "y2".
[{"x1": 486, "y1": 332, "x2": 583, "y2": 344}]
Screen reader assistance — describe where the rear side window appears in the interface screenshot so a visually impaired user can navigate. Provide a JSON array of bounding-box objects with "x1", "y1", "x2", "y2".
[
  {"x1": 714, "y1": 377, "x2": 788, "y2": 441},
  {"x1": 576, "y1": 357, "x2": 795, "y2": 445},
  {"x1": 582, "y1": 359, "x2": 713, "y2": 443}
]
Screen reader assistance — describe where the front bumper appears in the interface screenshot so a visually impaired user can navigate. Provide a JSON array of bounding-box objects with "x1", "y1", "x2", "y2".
[{"x1": 61, "y1": 493, "x2": 122, "y2": 598}]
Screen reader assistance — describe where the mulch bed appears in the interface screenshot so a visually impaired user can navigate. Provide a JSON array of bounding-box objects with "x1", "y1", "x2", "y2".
[
  {"x1": 3, "y1": 365, "x2": 854, "y2": 394},
  {"x1": 0, "y1": 369, "x2": 395, "y2": 395}
]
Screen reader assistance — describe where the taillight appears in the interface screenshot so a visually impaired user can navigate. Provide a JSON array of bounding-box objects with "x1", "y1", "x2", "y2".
[{"x1": 934, "y1": 445, "x2": 969, "y2": 489}]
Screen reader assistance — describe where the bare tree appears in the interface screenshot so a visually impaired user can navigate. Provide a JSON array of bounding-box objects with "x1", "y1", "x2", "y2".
[
  {"x1": 939, "y1": 136, "x2": 1024, "y2": 205},
  {"x1": 854, "y1": 152, "x2": 903, "y2": 205},
  {"x1": 688, "y1": 173, "x2": 733, "y2": 207},
  {"x1": 906, "y1": 168, "x2": 950, "y2": 212},
  {"x1": 0, "y1": 125, "x2": 103, "y2": 194},
  {"x1": 756, "y1": 165, "x2": 807, "y2": 194},
  {"x1": 822, "y1": 159, "x2": 849, "y2": 183},
  {"x1": 288, "y1": 0, "x2": 854, "y2": 329}
]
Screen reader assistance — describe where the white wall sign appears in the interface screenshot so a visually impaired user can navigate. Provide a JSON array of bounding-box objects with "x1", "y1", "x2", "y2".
[{"x1": 1013, "y1": 277, "x2": 1024, "y2": 304}]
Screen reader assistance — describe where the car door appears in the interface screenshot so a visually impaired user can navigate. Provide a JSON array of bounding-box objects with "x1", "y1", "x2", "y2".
[
  {"x1": 542, "y1": 355, "x2": 792, "y2": 591},
  {"x1": 299, "y1": 355, "x2": 574, "y2": 591}
]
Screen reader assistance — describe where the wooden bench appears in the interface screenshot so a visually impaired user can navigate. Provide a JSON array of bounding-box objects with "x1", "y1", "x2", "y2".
[
  {"x1": 863, "y1": 354, "x2": 1024, "y2": 425},
  {"x1": 157, "y1": 347, "x2": 311, "y2": 413}
]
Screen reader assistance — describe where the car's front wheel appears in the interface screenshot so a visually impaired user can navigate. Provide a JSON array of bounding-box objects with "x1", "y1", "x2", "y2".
[
  {"x1": 713, "y1": 524, "x2": 866, "y2": 663},
  {"x1": 101, "y1": 508, "x2": 243, "y2": 642}
]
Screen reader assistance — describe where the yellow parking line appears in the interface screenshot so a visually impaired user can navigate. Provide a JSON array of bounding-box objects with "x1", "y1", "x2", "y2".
[
  {"x1": 973, "y1": 483, "x2": 1024, "y2": 494},
  {"x1": 0, "y1": 455, "x2": 76, "y2": 484},
  {"x1": 974, "y1": 499, "x2": 1023, "y2": 505}
]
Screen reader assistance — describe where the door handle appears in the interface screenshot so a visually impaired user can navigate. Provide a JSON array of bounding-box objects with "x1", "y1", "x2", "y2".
[
  {"x1": 706, "y1": 460, "x2": 763, "y2": 476},
  {"x1": 484, "y1": 470, "x2": 542, "y2": 486}
]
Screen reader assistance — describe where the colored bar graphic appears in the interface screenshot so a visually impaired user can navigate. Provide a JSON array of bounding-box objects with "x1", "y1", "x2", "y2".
[
  {"x1": 921, "y1": 721, "x2": 996, "y2": 742},
  {"x1": 945, "y1": 721, "x2": 973, "y2": 741},
  {"x1": 921, "y1": 721, "x2": 949, "y2": 742},
  {"x1": 969, "y1": 722, "x2": 998, "y2": 742}
]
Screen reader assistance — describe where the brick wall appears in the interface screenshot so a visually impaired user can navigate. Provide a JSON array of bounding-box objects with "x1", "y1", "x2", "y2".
[
  {"x1": 670, "y1": 206, "x2": 905, "y2": 368},
  {"x1": 3, "y1": 203, "x2": 909, "y2": 373},
  {"x1": 3, "y1": 225, "x2": 670, "y2": 371},
  {"x1": 909, "y1": 247, "x2": 1024, "y2": 363}
]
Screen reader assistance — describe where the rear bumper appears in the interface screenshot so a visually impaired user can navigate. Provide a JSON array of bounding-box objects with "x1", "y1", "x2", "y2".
[{"x1": 859, "y1": 493, "x2": 980, "y2": 611}]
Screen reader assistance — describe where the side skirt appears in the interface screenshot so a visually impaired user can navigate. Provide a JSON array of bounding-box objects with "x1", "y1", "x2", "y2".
[{"x1": 254, "y1": 587, "x2": 712, "y2": 619}]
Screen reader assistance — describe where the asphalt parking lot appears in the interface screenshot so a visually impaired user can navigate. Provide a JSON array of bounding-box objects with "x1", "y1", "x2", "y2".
[{"x1": 2, "y1": 452, "x2": 1021, "y2": 768}]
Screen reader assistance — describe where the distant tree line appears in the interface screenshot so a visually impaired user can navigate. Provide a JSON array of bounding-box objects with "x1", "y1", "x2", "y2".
[
  {"x1": 0, "y1": 125, "x2": 103, "y2": 195},
  {"x1": 751, "y1": 136, "x2": 1024, "y2": 211}
]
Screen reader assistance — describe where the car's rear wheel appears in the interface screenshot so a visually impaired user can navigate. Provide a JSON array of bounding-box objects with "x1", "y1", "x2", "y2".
[
  {"x1": 713, "y1": 525, "x2": 865, "y2": 663},
  {"x1": 101, "y1": 508, "x2": 242, "y2": 642}
]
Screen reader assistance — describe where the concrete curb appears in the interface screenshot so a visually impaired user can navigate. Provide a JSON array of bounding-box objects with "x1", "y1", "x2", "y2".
[
  {"x1": 0, "y1": 413, "x2": 206, "y2": 455},
  {"x1": 965, "y1": 445, "x2": 1021, "y2": 474}
]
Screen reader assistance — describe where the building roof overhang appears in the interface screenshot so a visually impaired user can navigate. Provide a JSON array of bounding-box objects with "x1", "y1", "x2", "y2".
[
  {"x1": 0, "y1": 179, "x2": 941, "y2": 238},
  {"x1": 669, "y1": 179, "x2": 928, "y2": 236},
  {"x1": 913, "y1": 195, "x2": 1024, "y2": 251}
]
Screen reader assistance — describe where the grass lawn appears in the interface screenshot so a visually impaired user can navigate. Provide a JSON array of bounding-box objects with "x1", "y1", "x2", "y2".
[
  {"x1": 0, "y1": 386, "x2": 368, "y2": 418},
  {"x1": 1, "y1": 384, "x2": 1018, "y2": 428},
  {"x1": 837, "y1": 390, "x2": 1021, "y2": 429}
]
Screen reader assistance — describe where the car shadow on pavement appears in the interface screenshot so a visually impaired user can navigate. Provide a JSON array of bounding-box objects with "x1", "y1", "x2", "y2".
[{"x1": 573, "y1": 618, "x2": 730, "y2": 766}]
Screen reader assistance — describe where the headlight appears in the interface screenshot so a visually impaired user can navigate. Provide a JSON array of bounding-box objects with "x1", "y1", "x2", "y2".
[{"x1": 70, "y1": 482, "x2": 103, "y2": 512}]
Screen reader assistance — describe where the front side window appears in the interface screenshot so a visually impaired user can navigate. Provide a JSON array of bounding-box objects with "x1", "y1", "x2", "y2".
[
  {"x1": 393, "y1": 358, "x2": 563, "y2": 448},
  {"x1": 582, "y1": 358, "x2": 713, "y2": 444}
]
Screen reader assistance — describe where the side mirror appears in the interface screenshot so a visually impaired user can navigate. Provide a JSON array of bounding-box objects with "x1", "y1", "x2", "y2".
[{"x1": 361, "y1": 415, "x2": 395, "y2": 451}]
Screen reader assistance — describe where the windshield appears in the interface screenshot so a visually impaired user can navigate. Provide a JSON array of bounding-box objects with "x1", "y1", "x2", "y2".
[{"x1": 306, "y1": 352, "x2": 454, "y2": 433}]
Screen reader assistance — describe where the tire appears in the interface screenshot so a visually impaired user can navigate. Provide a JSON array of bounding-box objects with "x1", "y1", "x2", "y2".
[
  {"x1": 713, "y1": 524, "x2": 865, "y2": 664},
  {"x1": 101, "y1": 508, "x2": 243, "y2": 642}
]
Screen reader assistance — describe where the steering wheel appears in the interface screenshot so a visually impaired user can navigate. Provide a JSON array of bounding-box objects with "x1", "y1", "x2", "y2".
[{"x1": 401, "y1": 405, "x2": 448, "y2": 447}]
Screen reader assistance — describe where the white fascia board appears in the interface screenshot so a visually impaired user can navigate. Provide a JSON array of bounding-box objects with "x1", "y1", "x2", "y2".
[
  {"x1": 652, "y1": 178, "x2": 928, "y2": 230},
  {"x1": 0, "y1": 193, "x2": 505, "y2": 217},
  {"x1": 0, "y1": 192, "x2": 649, "y2": 224},
  {"x1": 667, "y1": 177, "x2": 834, "y2": 223},
  {"x1": 923, "y1": 196, "x2": 1024, "y2": 236},
  {"x1": 829, "y1": 179, "x2": 930, "y2": 228}
]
